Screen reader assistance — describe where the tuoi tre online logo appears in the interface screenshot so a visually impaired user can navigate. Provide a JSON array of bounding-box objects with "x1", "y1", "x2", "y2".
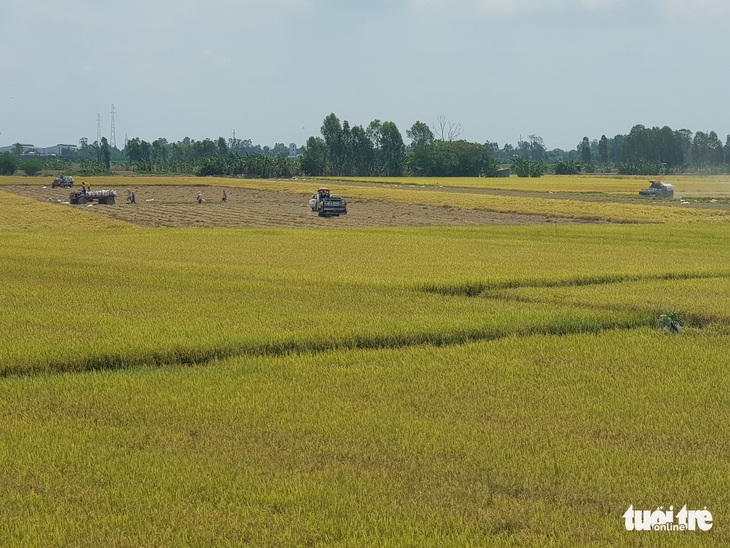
[{"x1": 623, "y1": 505, "x2": 713, "y2": 532}]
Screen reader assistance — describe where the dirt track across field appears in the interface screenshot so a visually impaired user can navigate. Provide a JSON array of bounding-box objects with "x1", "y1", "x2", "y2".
[{"x1": 5, "y1": 184, "x2": 596, "y2": 228}]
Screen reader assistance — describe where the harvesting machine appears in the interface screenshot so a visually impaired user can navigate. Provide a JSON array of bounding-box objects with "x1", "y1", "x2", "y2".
[
  {"x1": 309, "y1": 188, "x2": 348, "y2": 217},
  {"x1": 639, "y1": 179, "x2": 674, "y2": 198}
]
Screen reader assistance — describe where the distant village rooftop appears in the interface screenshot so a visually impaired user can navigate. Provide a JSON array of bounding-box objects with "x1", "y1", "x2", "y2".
[{"x1": 0, "y1": 143, "x2": 78, "y2": 156}]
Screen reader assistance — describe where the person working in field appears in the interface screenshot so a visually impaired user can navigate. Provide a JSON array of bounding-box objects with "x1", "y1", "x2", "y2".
[{"x1": 197, "y1": 192, "x2": 204, "y2": 204}]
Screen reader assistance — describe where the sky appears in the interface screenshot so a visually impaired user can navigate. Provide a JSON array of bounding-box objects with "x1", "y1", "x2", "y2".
[{"x1": 1, "y1": 0, "x2": 729, "y2": 151}]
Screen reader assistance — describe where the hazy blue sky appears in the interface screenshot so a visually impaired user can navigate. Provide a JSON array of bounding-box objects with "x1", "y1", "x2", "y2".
[{"x1": 1, "y1": 0, "x2": 728, "y2": 150}]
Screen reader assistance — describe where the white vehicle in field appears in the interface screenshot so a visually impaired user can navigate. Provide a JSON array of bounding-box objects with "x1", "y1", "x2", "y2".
[{"x1": 309, "y1": 187, "x2": 348, "y2": 217}]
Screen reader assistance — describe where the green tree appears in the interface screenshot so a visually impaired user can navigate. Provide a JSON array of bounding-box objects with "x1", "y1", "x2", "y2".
[
  {"x1": 300, "y1": 136, "x2": 328, "y2": 176},
  {"x1": 527, "y1": 135, "x2": 546, "y2": 162},
  {"x1": 379, "y1": 121, "x2": 405, "y2": 176},
  {"x1": 708, "y1": 130, "x2": 724, "y2": 165},
  {"x1": 321, "y1": 113, "x2": 344, "y2": 174},
  {"x1": 553, "y1": 159, "x2": 581, "y2": 175},
  {"x1": 100, "y1": 137, "x2": 111, "y2": 170},
  {"x1": 0, "y1": 153, "x2": 19, "y2": 174},
  {"x1": 216, "y1": 137, "x2": 229, "y2": 157},
  {"x1": 598, "y1": 135, "x2": 608, "y2": 164},
  {"x1": 125, "y1": 137, "x2": 153, "y2": 171},
  {"x1": 511, "y1": 157, "x2": 530, "y2": 177},
  {"x1": 406, "y1": 121, "x2": 434, "y2": 149},
  {"x1": 580, "y1": 137, "x2": 591, "y2": 165},
  {"x1": 350, "y1": 125, "x2": 374, "y2": 175},
  {"x1": 428, "y1": 140, "x2": 498, "y2": 177},
  {"x1": 20, "y1": 156, "x2": 42, "y2": 175}
]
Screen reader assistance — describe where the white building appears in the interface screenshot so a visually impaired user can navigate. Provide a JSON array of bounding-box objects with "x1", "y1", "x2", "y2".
[{"x1": 0, "y1": 143, "x2": 78, "y2": 155}]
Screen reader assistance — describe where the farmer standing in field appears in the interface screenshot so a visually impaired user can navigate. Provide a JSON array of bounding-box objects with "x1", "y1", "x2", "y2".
[
  {"x1": 197, "y1": 192, "x2": 204, "y2": 204},
  {"x1": 222, "y1": 190, "x2": 227, "y2": 202}
]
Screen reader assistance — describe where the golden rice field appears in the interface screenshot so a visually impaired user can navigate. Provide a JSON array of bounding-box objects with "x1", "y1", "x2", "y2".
[
  {"x1": 322, "y1": 174, "x2": 730, "y2": 197},
  {"x1": 3, "y1": 174, "x2": 730, "y2": 225},
  {"x1": 1, "y1": 175, "x2": 728, "y2": 546}
]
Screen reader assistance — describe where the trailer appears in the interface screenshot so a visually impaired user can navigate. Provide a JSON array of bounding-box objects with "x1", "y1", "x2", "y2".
[{"x1": 69, "y1": 189, "x2": 117, "y2": 205}]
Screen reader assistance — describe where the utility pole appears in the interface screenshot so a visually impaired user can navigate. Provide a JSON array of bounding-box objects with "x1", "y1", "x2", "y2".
[
  {"x1": 97, "y1": 113, "x2": 102, "y2": 144},
  {"x1": 110, "y1": 104, "x2": 117, "y2": 149}
]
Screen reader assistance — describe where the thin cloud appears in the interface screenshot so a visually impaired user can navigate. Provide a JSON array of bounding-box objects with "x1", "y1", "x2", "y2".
[
  {"x1": 658, "y1": 0, "x2": 730, "y2": 17},
  {"x1": 409, "y1": 0, "x2": 624, "y2": 15},
  {"x1": 409, "y1": 0, "x2": 730, "y2": 17}
]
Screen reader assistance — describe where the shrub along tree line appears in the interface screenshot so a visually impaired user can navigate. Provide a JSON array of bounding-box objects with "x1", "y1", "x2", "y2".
[{"x1": 0, "y1": 153, "x2": 43, "y2": 176}]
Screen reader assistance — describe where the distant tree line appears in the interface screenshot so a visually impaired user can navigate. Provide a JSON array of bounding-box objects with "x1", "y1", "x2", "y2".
[
  {"x1": 0, "y1": 136, "x2": 302, "y2": 178},
  {"x1": 299, "y1": 116, "x2": 730, "y2": 178},
  {"x1": 123, "y1": 136, "x2": 301, "y2": 178},
  {"x1": 566, "y1": 125, "x2": 730, "y2": 175},
  {"x1": 4, "y1": 119, "x2": 730, "y2": 178}
]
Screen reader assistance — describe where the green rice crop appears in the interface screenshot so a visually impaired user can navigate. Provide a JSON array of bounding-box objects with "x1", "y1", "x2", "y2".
[
  {"x1": 2, "y1": 224, "x2": 730, "y2": 375},
  {"x1": 1, "y1": 329, "x2": 727, "y2": 545}
]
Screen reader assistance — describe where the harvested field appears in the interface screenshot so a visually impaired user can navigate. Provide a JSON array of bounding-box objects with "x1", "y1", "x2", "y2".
[{"x1": 4, "y1": 184, "x2": 594, "y2": 228}]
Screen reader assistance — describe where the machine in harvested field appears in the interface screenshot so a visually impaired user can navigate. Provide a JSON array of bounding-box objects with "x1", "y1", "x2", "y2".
[
  {"x1": 51, "y1": 175, "x2": 74, "y2": 188},
  {"x1": 309, "y1": 187, "x2": 348, "y2": 217},
  {"x1": 69, "y1": 189, "x2": 117, "y2": 205},
  {"x1": 639, "y1": 179, "x2": 674, "y2": 198}
]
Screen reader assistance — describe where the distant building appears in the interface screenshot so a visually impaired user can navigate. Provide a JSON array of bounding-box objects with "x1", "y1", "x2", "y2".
[
  {"x1": 0, "y1": 144, "x2": 34, "y2": 154},
  {"x1": 289, "y1": 143, "x2": 298, "y2": 157},
  {"x1": 0, "y1": 143, "x2": 78, "y2": 156},
  {"x1": 39, "y1": 144, "x2": 78, "y2": 156}
]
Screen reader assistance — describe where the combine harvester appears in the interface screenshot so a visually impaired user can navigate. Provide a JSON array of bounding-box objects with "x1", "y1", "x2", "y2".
[
  {"x1": 69, "y1": 189, "x2": 117, "y2": 205},
  {"x1": 309, "y1": 187, "x2": 348, "y2": 217},
  {"x1": 639, "y1": 179, "x2": 674, "y2": 198}
]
